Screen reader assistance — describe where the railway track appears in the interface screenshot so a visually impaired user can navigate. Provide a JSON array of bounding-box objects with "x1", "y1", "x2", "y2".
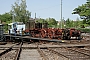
[
  {"x1": 49, "y1": 47, "x2": 90, "y2": 60},
  {"x1": 14, "y1": 42, "x2": 22, "y2": 60},
  {"x1": 0, "y1": 42, "x2": 22, "y2": 60},
  {"x1": 38, "y1": 47, "x2": 90, "y2": 60},
  {"x1": 36, "y1": 43, "x2": 90, "y2": 60},
  {"x1": 68, "y1": 47, "x2": 90, "y2": 56},
  {"x1": 19, "y1": 42, "x2": 43, "y2": 60},
  {"x1": 0, "y1": 37, "x2": 90, "y2": 60},
  {"x1": 38, "y1": 47, "x2": 69, "y2": 60}
]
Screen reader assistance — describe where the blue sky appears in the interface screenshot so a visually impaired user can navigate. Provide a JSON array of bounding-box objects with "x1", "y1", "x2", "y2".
[{"x1": 0, "y1": 0, "x2": 87, "y2": 21}]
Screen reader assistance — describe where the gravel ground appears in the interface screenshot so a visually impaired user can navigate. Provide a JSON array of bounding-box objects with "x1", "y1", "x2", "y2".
[
  {"x1": 0, "y1": 50, "x2": 17, "y2": 60},
  {"x1": 52, "y1": 48, "x2": 90, "y2": 60},
  {"x1": 41, "y1": 49, "x2": 68, "y2": 60},
  {"x1": 81, "y1": 33, "x2": 90, "y2": 36}
]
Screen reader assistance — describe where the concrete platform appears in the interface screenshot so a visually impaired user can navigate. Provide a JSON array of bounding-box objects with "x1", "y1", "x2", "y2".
[
  {"x1": 19, "y1": 49, "x2": 42, "y2": 60},
  {"x1": 22, "y1": 44, "x2": 37, "y2": 49}
]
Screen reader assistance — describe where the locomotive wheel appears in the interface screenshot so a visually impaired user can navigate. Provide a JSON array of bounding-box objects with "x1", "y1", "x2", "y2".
[
  {"x1": 78, "y1": 36, "x2": 82, "y2": 40},
  {"x1": 48, "y1": 30, "x2": 54, "y2": 39},
  {"x1": 67, "y1": 36, "x2": 71, "y2": 40},
  {"x1": 61, "y1": 35, "x2": 67, "y2": 40},
  {"x1": 41, "y1": 29, "x2": 47, "y2": 38},
  {"x1": 57, "y1": 29, "x2": 63, "y2": 40},
  {"x1": 61, "y1": 32, "x2": 64, "y2": 40},
  {"x1": 31, "y1": 31, "x2": 35, "y2": 37},
  {"x1": 58, "y1": 36, "x2": 62, "y2": 40},
  {"x1": 61, "y1": 36, "x2": 65, "y2": 40}
]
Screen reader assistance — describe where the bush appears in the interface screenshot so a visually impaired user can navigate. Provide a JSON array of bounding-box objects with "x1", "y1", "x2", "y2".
[{"x1": 77, "y1": 28, "x2": 90, "y2": 33}]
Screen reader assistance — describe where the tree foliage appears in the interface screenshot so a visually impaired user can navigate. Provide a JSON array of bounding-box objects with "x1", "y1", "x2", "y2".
[
  {"x1": 46, "y1": 18, "x2": 57, "y2": 28},
  {"x1": 75, "y1": 17, "x2": 80, "y2": 28},
  {"x1": 35, "y1": 18, "x2": 57, "y2": 28},
  {"x1": 72, "y1": 0, "x2": 90, "y2": 25},
  {"x1": 0, "y1": 13, "x2": 12, "y2": 23},
  {"x1": 65, "y1": 18, "x2": 72, "y2": 28},
  {"x1": 65, "y1": 18, "x2": 82, "y2": 28},
  {"x1": 36, "y1": 18, "x2": 47, "y2": 23},
  {"x1": 46, "y1": 18, "x2": 57, "y2": 25},
  {"x1": 11, "y1": 0, "x2": 31, "y2": 23},
  {"x1": 0, "y1": 13, "x2": 12, "y2": 31}
]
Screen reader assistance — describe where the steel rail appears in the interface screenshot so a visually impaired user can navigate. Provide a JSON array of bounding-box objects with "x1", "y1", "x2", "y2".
[
  {"x1": 67, "y1": 48, "x2": 90, "y2": 56},
  {"x1": 0, "y1": 43, "x2": 20, "y2": 56},
  {"x1": 47, "y1": 47, "x2": 72, "y2": 60},
  {"x1": 37, "y1": 45, "x2": 49, "y2": 60},
  {"x1": 14, "y1": 42, "x2": 23, "y2": 60}
]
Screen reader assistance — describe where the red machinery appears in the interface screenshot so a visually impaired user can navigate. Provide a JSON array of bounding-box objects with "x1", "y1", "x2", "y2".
[
  {"x1": 47, "y1": 28, "x2": 64, "y2": 39},
  {"x1": 69, "y1": 28, "x2": 81, "y2": 39},
  {"x1": 24, "y1": 20, "x2": 81, "y2": 40}
]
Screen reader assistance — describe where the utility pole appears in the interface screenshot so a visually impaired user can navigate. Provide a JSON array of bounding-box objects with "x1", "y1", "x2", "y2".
[{"x1": 60, "y1": 0, "x2": 62, "y2": 29}]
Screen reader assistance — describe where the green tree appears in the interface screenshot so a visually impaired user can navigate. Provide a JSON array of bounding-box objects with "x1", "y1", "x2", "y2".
[
  {"x1": 66, "y1": 18, "x2": 71, "y2": 28},
  {"x1": 65, "y1": 18, "x2": 77, "y2": 28},
  {"x1": 0, "y1": 13, "x2": 12, "y2": 31},
  {"x1": 46, "y1": 18, "x2": 57, "y2": 28},
  {"x1": 11, "y1": 0, "x2": 31, "y2": 23},
  {"x1": 72, "y1": 0, "x2": 90, "y2": 25},
  {"x1": 74, "y1": 17, "x2": 80, "y2": 28},
  {"x1": 0, "y1": 13, "x2": 12, "y2": 23},
  {"x1": 36, "y1": 18, "x2": 47, "y2": 23}
]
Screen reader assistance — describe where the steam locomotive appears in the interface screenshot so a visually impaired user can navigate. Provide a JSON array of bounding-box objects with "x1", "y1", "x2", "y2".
[{"x1": 24, "y1": 19, "x2": 81, "y2": 40}]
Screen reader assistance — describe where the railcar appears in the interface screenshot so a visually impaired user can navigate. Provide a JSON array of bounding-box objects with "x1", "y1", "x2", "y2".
[{"x1": 8, "y1": 22, "x2": 25, "y2": 35}]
